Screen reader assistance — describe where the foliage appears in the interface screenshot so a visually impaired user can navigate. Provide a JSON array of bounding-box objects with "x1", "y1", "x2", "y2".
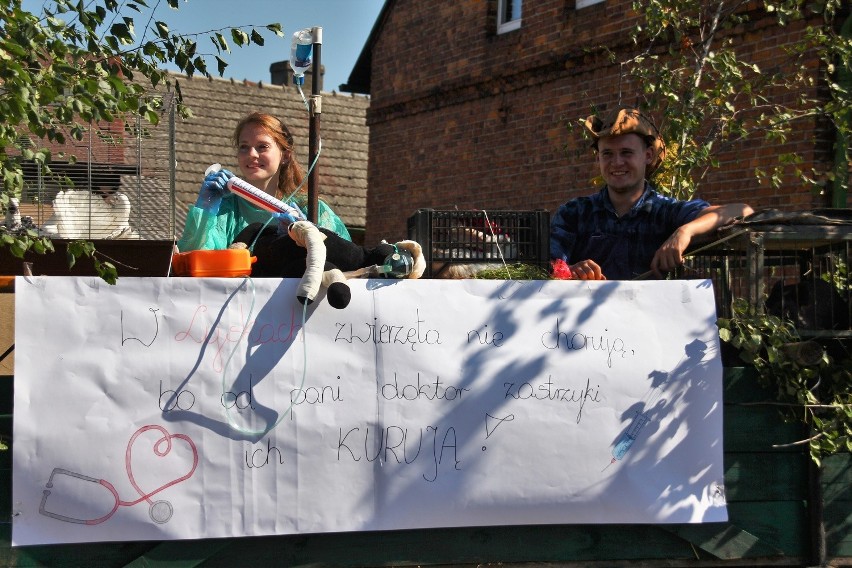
[
  {"x1": 66, "y1": 239, "x2": 117, "y2": 284},
  {"x1": 823, "y1": 254, "x2": 848, "y2": 292},
  {"x1": 718, "y1": 298, "x2": 852, "y2": 465},
  {"x1": 472, "y1": 263, "x2": 550, "y2": 280},
  {"x1": 596, "y1": 0, "x2": 851, "y2": 202},
  {"x1": 0, "y1": 220, "x2": 54, "y2": 257},
  {"x1": 0, "y1": 0, "x2": 284, "y2": 280}
]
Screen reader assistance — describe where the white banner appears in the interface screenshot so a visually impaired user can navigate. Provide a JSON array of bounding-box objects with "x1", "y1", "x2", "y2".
[{"x1": 13, "y1": 276, "x2": 727, "y2": 545}]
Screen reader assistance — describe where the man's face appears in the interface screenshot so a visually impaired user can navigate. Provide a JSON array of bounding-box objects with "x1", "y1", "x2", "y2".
[{"x1": 596, "y1": 133, "x2": 654, "y2": 197}]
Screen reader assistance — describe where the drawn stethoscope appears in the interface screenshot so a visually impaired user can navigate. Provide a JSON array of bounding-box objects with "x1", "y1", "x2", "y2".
[{"x1": 39, "y1": 425, "x2": 198, "y2": 525}]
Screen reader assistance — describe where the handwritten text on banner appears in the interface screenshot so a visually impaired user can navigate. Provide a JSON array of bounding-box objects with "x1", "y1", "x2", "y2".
[{"x1": 13, "y1": 276, "x2": 727, "y2": 545}]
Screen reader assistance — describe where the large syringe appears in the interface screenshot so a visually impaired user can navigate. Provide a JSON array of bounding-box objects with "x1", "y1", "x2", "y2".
[
  {"x1": 205, "y1": 164, "x2": 305, "y2": 220},
  {"x1": 603, "y1": 410, "x2": 650, "y2": 470}
]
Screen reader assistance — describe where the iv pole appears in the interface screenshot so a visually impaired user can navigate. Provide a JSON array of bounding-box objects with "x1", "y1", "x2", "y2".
[{"x1": 307, "y1": 26, "x2": 322, "y2": 224}]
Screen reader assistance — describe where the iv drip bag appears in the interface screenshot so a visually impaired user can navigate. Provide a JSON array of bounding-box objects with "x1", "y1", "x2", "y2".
[{"x1": 290, "y1": 28, "x2": 313, "y2": 85}]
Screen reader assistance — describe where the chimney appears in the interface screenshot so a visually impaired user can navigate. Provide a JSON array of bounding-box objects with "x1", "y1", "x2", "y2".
[{"x1": 269, "y1": 61, "x2": 324, "y2": 92}]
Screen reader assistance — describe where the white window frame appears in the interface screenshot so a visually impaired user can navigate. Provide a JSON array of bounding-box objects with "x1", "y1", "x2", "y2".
[
  {"x1": 497, "y1": 0, "x2": 522, "y2": 33},
  {"x1": 575, "y1": 0, "x2": 604, "y2": 8}
]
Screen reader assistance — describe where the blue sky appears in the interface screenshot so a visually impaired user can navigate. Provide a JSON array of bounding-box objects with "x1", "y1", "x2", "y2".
[{"x1": 23, "y1": 0, "x2": 385, "y2": 91}]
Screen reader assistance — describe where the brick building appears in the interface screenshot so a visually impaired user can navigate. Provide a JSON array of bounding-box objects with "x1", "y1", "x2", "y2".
[{"x1": 343, "y1": 0, "x2": 849, "y2": 244}]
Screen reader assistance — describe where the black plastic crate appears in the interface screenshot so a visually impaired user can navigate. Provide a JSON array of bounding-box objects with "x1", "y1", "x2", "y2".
[{"x1": 407, "y1": 209, "x2": 550, "y2": 278}]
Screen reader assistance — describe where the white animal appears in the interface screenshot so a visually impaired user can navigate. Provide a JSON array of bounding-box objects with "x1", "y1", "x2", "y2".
[{"x1": 43, "y1": 190, "x2": 134, "y2": 239}]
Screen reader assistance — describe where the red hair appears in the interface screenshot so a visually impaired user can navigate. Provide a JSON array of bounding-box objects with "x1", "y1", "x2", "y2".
[{"x1": 232, "y1": 112, "x2": 307, "y2": 199}]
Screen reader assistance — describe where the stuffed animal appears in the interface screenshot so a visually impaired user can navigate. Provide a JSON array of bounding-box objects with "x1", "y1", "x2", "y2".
[{"x1": 230, "y1": 220, "x2": 425, "y2": 309}]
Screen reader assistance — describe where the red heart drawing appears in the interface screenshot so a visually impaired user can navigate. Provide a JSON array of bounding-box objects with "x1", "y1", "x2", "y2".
[{"x1": 124, "y1": 424, "x2": 199, "y2": 507}]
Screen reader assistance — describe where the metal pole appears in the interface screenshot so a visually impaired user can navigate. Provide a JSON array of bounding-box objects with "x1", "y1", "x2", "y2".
[
  {"x1": 168, "y1": 92, "x2": 176, "y2": 240},
  {"x1": 307, "y1": 26, "x2": 322, "y2": 224}
]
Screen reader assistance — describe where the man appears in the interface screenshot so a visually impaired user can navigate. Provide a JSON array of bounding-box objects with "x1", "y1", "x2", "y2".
[{"x1": 550, "y1": 105, "x2": 753, "y2": 280}]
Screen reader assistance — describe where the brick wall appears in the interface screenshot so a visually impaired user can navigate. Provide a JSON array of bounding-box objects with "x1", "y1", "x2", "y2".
[
  {"x1": 21, "y1": 117, "x2": 128, "y2": 165},
  {"x1": 364, "y1": 0, "x2": 840, "y2": 243}
]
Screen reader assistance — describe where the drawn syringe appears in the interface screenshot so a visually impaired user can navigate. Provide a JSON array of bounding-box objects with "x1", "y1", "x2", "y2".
[{"x1": 603, "y1": 410, "x2": 650, "y2": 470}]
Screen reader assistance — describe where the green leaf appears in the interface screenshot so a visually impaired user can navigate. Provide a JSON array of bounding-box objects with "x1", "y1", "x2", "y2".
[
  {"x1": 212, "y1": 32, "x2": 229, "y2": 53},
  {"x1": 110, "y1": 23, "x2": 134, "y2": 45},
  {"x1": 66, "y1": 248, "x2": 77, "y2": 269},
  {"x1": 95, "y1": 259, "x2": 118, "y2": 284},
  {"x1": 216, "y1": 56, "x2": 227, "y2": 76},
  {"x1": 192, "y1": 56, "x2": 207, "y2": 76},
  {"x1": 231, "y1": 28, "x2": 249, "y2": 47},
  {"x1": 9, "y1": 241, "x2": 26, "y2": 258},
  {"x1": 155, "y1": 21, "x2": 169, "y2": 39}
]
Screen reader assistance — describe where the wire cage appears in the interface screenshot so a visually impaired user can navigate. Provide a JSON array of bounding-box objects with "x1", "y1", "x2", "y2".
[
  {"x1": 677, "y1": 209, "x2": 852, "y2": 343},
  {"x1": 407, "y1": 208, "x2": 550, "y2": 278},
  {"x1": 6, "y1": 100, "x2": 175, "y2": 243}
]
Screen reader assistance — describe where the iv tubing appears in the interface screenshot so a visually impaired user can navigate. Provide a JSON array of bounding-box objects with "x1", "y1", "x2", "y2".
[{"x1": 221, "y1": 277, "x2": 308, "y2": 436}]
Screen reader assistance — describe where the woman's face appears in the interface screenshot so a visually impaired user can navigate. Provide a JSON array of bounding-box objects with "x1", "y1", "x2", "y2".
[{"x1": 236, "y1": 122, "x2": 289, "y2": 192}]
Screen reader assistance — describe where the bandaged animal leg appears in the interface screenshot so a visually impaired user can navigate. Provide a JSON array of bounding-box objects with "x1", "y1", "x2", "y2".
[{"x1": 288, "y1": 221, "x2": 327, "y2": 305}]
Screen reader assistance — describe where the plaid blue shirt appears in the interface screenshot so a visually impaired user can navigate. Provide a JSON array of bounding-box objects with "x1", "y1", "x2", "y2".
[{"x1": 550, "y1": 184, "x2": 709, "y2": 280}]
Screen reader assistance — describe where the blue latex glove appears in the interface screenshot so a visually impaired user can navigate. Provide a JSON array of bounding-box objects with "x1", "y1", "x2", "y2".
[
  {"x1": 272, "y1": 204, "x2": 306, "y2": 234},
  {"x1": 195, "y1": 169, "x2": 234, "y2": 213}
]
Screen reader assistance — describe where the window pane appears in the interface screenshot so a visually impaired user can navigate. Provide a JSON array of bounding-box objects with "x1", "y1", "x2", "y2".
[
  {"x1": 498, "y1": 0, "x2": 522, "y2": 32},
  {"x1": 502, "y1": 0, "x2": 522, "y2": 22}
]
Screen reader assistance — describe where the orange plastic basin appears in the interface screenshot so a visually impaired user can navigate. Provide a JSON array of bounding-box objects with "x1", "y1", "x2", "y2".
[{"x1": 171, "y1": 249, "x2": 256, "y2": 277}]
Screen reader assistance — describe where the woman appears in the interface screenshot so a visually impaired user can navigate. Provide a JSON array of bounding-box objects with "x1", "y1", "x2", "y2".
[{"x1": 178, "y1": 112, "x2": 350, "y2": 252}]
